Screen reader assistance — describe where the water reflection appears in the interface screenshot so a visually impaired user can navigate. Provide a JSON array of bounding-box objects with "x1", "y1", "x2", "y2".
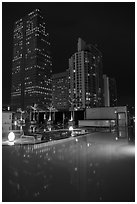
[
  {"x1": 2, "y1": 127, "x2": 135, "y2": 202},
  {"x1": 2, "y1": 137, "x2": 99, "y2": 201}
]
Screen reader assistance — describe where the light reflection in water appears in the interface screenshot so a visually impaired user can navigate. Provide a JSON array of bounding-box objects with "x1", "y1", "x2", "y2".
[{"x1": 2, "y1": 127, "x2": 135, "y2": 202}]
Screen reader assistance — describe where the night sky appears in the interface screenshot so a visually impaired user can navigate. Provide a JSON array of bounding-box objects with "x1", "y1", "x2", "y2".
[{"x1": 2, "y1": 2, "x2": 135, "y2": 107}]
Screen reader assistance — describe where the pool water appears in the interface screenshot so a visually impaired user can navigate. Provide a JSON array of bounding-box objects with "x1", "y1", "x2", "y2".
[{"x1": 2, "y1": 127, "x2": 135, "y2": 202}]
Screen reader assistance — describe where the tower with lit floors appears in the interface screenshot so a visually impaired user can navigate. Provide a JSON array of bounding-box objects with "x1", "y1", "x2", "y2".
[
  {"x1": 11, "y1": 9, "x2": 52, "y2": 110},
  {"x1": 68, "y1": 38, "x2": 103, "y2": 110}
]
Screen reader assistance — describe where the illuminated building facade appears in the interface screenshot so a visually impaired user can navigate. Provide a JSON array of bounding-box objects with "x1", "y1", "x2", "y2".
[
  {"x1": 52, "y1": 71, "x2": 69, "y2": 110},
  {"x1": 103, "y1": 74, "x2": 117, "y2": 107},
  {"x1": 68, "y1": 38, "x2": 103, "y2": 110},
  {"x1": 11, "y1": 9, "x2": 52, "y2": 110}
]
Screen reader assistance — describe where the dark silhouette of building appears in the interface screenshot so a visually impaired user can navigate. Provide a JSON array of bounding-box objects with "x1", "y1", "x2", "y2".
[
  {"x1": 11, "y1": 9, "x2": 52, "y2": 110},
  {"x1": 109, "y1": 77, "x2": 117, "y2": 107},
  {"x1": 52, "y1": 71, "x2": 69, "y2": 111},
  {"x1": 103, "y1": 74, "x2": 117, "y2": 107},
  {"x1": 68, "y1": 38, "x2": 103, "y2": 109}
]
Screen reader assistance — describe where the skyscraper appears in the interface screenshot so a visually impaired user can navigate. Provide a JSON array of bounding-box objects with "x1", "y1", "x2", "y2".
[
  {"x1": 52, "y1": 71, "x2": 69, "y2": 111},
  {"x1": 68, "y1": 38, "x2": 103, "y2": 110},
  {"x1": 103, "y1": 74, "x2": 117, "y2": 107},
  {"x1": 11, "y1": 9, "x2": 52, "y2": 110},
  {"x1": 103, "y1": 74, "x2": 110, "y2": 107},
  {"x1": 109, "y1": 77, "x2": 117, "y2": 107}
]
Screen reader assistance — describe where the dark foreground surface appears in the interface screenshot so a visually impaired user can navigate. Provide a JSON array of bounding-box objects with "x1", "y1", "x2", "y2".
[{"x1": 2, "y1": 127, "x2": 135, "y2": 202}]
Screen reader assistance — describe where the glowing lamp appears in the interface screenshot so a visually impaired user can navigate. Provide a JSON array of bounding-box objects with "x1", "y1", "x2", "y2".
[
  {"x1": 8, "y1": 132, "x2": 15, "y2": 142},
  {"x1": 48, "y1": 127, "x2": 51, "y2": 131},
  {"x1": 69, "y1": 126, "x2": 73, "y2": 131},
  {"x1": 87, "y1": 143, "x2": 90, "y2": 147}
]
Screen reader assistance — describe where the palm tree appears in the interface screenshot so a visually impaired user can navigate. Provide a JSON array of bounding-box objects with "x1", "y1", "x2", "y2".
[
  {"x1": 47, "y1": 103, "x2": 57, "y2": 121},
  {"x1": 27, "y1": 104, "x2": 38, "y2": 123},
  {"x1": 68, "y1": 98, "x2": 75, "y2": 121},
  {"x1": 17, "y1": 108, "x2": 25, "y2": 122}
]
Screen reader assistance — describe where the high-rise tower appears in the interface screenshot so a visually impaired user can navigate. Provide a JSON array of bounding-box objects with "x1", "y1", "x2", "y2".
[
  {"x1": 103, "y1": 74, "x2": 117, "y2": 107},
  {"x1": 52, "y1": 71, "x2": 69, "y2": 111},
  {"x1": 11, "y1": 9, "x2": 52, "y2": 110},
  {"x1": 68, "y1": 38, "x2": 103, "y2": 110}
]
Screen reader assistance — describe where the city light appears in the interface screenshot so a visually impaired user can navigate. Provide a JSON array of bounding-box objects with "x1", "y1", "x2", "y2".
[
  {"x1": 8, "y1": 132, "x2": 15, "y2": 142},
  {"x1": 69, "y1": 126, "x2": 73, "y2": 131}
]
